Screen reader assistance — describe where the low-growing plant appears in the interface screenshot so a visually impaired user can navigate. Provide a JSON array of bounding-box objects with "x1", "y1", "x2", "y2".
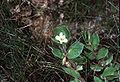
[{"x1": 49, "y1": 25, "x2": 120, "y2": 82}]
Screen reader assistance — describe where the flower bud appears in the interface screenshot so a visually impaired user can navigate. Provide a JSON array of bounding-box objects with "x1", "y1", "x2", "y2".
[
  {"x1": 65, "y1": 61, "x2": 71, "y2": 68},
  {"x1": 62, "y1": 56, "x2": 66, "y2": 65}
]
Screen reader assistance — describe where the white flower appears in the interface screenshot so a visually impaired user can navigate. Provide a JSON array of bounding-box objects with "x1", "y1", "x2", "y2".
[{"x1": 55, "y1": 32, "x2": 68, "y2": 44}]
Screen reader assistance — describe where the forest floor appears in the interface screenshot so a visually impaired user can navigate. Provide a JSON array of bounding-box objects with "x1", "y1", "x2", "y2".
[{"x1": 0, "y1": 0, "x2": 119, "y2": 82}]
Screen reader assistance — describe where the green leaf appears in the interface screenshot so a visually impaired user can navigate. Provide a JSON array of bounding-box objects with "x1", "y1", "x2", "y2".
[
  {"x1": 90, "y1": 33, "x2": 100, "y2": 50},
  {"x1": 49, "y1": 46, "x2": 64, "y2": 59},
  {"x1": 101, "y1": 67, "x2": 116, "y2": 77},
  {"x1": 101, "y1": 55, "x2": 113, "y2": 66},
  {"x1": 106, "y1": 68, "x2": 119, "y2": 80},
  {"x1": 106, "y1": 75, "x2": 119, "y2": 80},
  {"x1": 53, "y1": 25, "x2": 70, "y2": 42},
  {"x1": 72, "y1": 56, "x2": 87, "y2": 64},
  {"x1": 94, "y1": 76, "x2": 102, "y2": 82},
  {"x1": 67, "y1": 41, "x2": 84, "y2": 59},
  {"x1": 105, "y1": 55, "x2": 113, "y2": 65},
  {"x1": 70, "y1": 78, "x2": 79, "y2": 82},
  {"x1": 86, "y1": 52, "x2": 95, "y2": 60},
  {"x1": 114, "y1": 64, "x2": 120, "y2": 70},
  {"x1": 62, "y1": 67, "x2": 80, "y2": 78},
  {"x1": 96, "y1": 48, "x2": 108, "y2": 60},
  {"x1": 83, "y1": 31, "x2": 91, "y2": 44},
  {"x1": 90, "y1": 65, "x2": 103, "y2": 72}
]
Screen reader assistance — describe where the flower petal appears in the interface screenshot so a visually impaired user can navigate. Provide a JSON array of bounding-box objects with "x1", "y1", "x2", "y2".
[
  {"x1": 55, "y1": 35, "x2": 60, "y2": 40},
  {"x1": 64, "y1": 38, "x2": 68, "y2": 43},
  {"x1": 59, "y1": 32, "x2": 63, "y2": 36},
  {"x1": 60, "y1": 40, "x2": 63, "y2": 44}
]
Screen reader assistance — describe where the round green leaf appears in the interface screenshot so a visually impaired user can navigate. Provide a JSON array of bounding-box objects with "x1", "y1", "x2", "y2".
[
  {"x1": 49, "y1": 46, "x2": 64, "y2": 59},
  {"x1": 101, "y1": 67, "x2": 116, "y2": 77},
  {"x1": 62, "y1": 67, "x2": 80, "y2": 78},
  {"x1": 96, "y1": 48, "x2": 108, "y2": 60},
  {"x1": 105, "y1": 55, "x2": 113, "y2": 65},
  {"x1": 94, "y1": 76, "x2": 102, "y2": 82},
  {"x1": 100, "y1": 55, "x2": 113, "y2": 66},
  {"x1": 90, "y1": 33, "x2": 100, "y2": 50},
  {"x1": 67, "y1": 41, "x2": 84, "y2": 59},
  {"x1": 106, "y1": 72, "x2": 119, "y2": 80}
]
